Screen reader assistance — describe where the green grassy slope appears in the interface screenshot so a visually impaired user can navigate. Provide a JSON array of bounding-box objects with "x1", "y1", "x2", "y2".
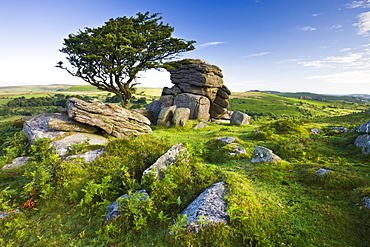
[{"x1": 230, "y1": 92, "x2": 369, "y2": 120}]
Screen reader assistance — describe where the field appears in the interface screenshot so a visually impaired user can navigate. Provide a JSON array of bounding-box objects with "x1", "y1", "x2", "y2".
[{"x1": 0, "y1": 85, "x2": 369, "y2": 246}]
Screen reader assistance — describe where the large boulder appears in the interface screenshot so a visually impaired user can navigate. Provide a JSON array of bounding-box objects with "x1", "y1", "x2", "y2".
[
  {"x1": 251, "y1": 146, "x2": 282, "y2": 163},
  {"x1": 174, "y1": 93, "x2": 210, "y2": 120},
  {"x1": 180, "y1": 182, "x2": 229, "y2": 233},
  {"x1": 230, "y1": 111, "x2": 251, "y2": 125},
  {"x1": 66, "y1": 98, "x2": 152, "y2": 138},
  {"x1": 51, "y1": 133, "x2": 108, "y2": 156},
  {"x1": 23, "y1": 113, "x2": 67, "y2": 144},
  {"x1": 355, "y1": 134, "x2": 370, "y2": 154},
  {"x1": 142, "y1": 143, "x2": 189, "y2": 180}
]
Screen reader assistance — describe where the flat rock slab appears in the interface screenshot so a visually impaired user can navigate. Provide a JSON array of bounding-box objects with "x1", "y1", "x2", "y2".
[
  {"x1": 51, "y1": 133, "x2": 108, "y2": 156},
  {"x1": 181, "y1": 181, "x2": 229, "y2": 233},
  {"x1": 142, "y1": 143, "x2": 189, "y2": 180},
  {"x1": 48, "y1": 113, "x2": 98, "y2": 133},
  {"x1": 23, "y1": 113, "x2": 66, "y2": 144},
  {"x1": 67, "y1": 98, "x2": 152, "y2": 138},
  {"x1": 2, "y1": 157, "x2": 29, "y2": 170},
  {"x1": 65, "y1": 149, "x2": 104, "y2": 163}
]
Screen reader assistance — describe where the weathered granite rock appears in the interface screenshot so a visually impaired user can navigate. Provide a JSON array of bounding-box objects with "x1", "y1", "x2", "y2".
[
  {"x1": 2, "y1": 157, "x2": 29, "y2": 170},
  {"x1": 316, "y1": 168, "x2": 331, "y2": 176},
  {"x1": 51, "y1": 133, "x2": 108, "y2": 156},
  {"x1": 358, "y1": 120, "x2": 370, "y2": 133},
  {"x1": 146, "y1": 100, "x2": 161, "y2": 119},
  {"x1": 251, "y1": 146, "x2": 282, "y2": 163},
  {"x1": 67, "y1": 98, "x2": 152, "y2": 138},
  {"x1": 132, "y1": 109, "x2": 156, "y2": 125},
  {"x1": 221, "y1": 110, "x2": 233, "y2": 120},
  {"x1": 142, "y1": 143, "x2": 189, "y2": 180},
  {"x1": 106, "y1": 190, "x2": 149, "y2": 221},
  {"x1": 209, "y1": 102, "x2": 227, "y2": 119},
  {"x1": 172, "y1": 108, "x2": 190, "y2": 126},
  {"x1": 23, "y1": 113, "x2": 67, "y2": 144},
  {"x1": 48, "y1": 113, "x2": 98, "y2": 133},
  {"x1": 146, "y1": 59, "x2": 230, "y2": 121},
  {"x1": 180, "y1": 182, "x2": 229, "y2": 233},
  {"x1": 229, "y1": 145, "x2": 247, "y2": 156},
  {"x1": 65, "y1": 149, "x2": 104, "y2": 163},
  {"x1": 354, "y1": 134, "x2": 370, "y2": 154},
  {"x1": 230, "y1": 111, "x2": 251, "y2": 125},
  {"x1": 174, "y1": 93, "x2": 210, "y2": 120},
  {"x1": 157, "y1": 105, "x2": 177, "y2": 127}
]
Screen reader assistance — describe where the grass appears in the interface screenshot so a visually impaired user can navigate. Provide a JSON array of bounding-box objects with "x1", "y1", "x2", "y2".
[{"x1": 0, "y1": 88, "x2": 369, "y2": 246}]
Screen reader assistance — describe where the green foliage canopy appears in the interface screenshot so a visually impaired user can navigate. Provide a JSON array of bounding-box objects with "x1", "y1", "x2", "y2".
[{"x1": 57, "y1": 12, "x2": 196, "y2": 108}]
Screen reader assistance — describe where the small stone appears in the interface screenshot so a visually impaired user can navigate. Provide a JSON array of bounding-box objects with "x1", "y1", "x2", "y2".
[
  {"x1": 251, "y1": 146, "x2": 282, "y2": 163},
  {"x1": 106, "y1": 190, "x2": 149, "y2": 221},
  {"x1": 217, "y1": 137, "x2": 236, "y2": 144},
  {"x1": 316, "y1": 168, "x2": 331, "y2": 176},
  {"x1": 64, "y1": 149, "x2": 104, "y2": 163},
  {"x1": 364, "y1": 197, "x2": 370, "y2": 209},
  {"x1": 2, "y1": 157, "x2": 29, "y2": 170},
  {"x1": 194, "y1": 121, "x2": 209, "y2": 130}
]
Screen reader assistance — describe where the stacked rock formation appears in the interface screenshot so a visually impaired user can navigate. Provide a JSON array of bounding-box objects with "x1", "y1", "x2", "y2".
[{"x1": 146, "y1": 59, "x2": 231, "y2": 122}]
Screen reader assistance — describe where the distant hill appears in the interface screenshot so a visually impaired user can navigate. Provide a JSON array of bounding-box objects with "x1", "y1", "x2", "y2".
[
  {"x1": 0, "y1": 84, "x2": 73, "y2": 93},
  {"x1": 260, "y1": 91, "x2": 370, "y2": 103}
]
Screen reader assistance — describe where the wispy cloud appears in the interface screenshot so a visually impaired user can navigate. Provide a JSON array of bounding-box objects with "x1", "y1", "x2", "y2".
[
  {"x1": 354, "y1": 11, "x2": 370, "y2": 36},
  {"x1": 312, "y1": 13, "x2": 323, "y2": 17},
  {"x1": 307, "y1": 70, "x2": 370, "y2": 83},
  {"x1": 298, "y1": 26, "x2": 317, "y2": 31},
  {"x1": 346, "y1": 0, "x2": 370, "y2": 8},
  {"x1": 327, "y1": 24, "x2": 343, "y2": 30},
  {"x1": 197, "y1": 41, "x2": 227, "y2": 48},
  {"x1": 242, "y1": 52, "x2": 271, "y2": 58},
  {"x1": 340, "y1": 48, "x2": 353, "y2": 52},
  {"x1": 299, "y1": 52, "x2": 369, "y2": 69}
]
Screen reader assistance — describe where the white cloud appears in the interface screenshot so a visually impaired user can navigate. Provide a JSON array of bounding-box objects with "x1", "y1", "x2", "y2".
[
  {"x1": 242, "y1": 52, "x2": 271, "y2": 58},
  {"x1": 354, "y1": 11, "x2": 370, "y2": 36},
  {"x1": 312, "y1": 13, "x2": 323, "y2": 17},
  {"x1": 340, "y1": 48, "x2": 352, "y2": 52},
  {"x1": 346, "y1": 0, "x2": 370, "y2": 8},
  {"x1": 299, "y1": 51, "x2": 369, "y2": 69},
  {"x1": 298, "y1": 26, "x2": 317, "y2": 31},
  {"x1": 327, "y1": 24, "x2": 343, "y2": 30},
  {"x1": 307, "y1": 70, "x2": 370, "y2": 83},
  {"x1": 197, "y1": 41, "x2": 227, "y2": 48}
]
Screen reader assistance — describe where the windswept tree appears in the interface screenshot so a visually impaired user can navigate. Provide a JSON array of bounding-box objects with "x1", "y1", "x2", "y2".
[{"x1": 57, "y1": 12, "x2": 195, "y2": 108}]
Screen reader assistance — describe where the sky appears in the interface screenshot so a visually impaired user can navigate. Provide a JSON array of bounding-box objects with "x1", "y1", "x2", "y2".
[{"x1": 0, "y1": 0, "x2": 370, "y2": 95}]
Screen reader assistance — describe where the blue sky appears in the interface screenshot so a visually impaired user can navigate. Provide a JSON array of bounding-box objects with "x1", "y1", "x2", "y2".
[{"x1": 0, "y1": 0, "x2": 370, "y2": 94}]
